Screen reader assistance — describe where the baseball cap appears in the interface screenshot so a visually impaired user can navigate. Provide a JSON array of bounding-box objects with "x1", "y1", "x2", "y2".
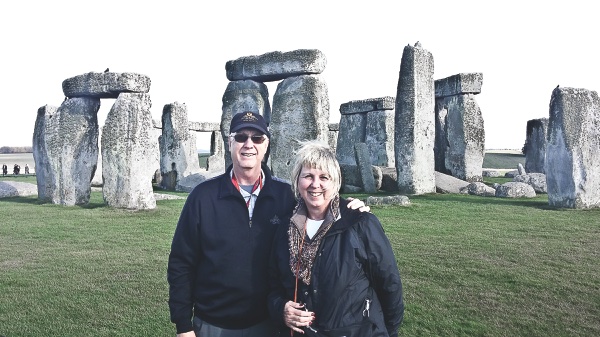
[{"x1": 229, "y1": 112, "x2": 270, "y2": 138}]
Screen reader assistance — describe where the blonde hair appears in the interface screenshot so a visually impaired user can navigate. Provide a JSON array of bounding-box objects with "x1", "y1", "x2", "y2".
[{"x1": 291, "y1": 140, "x2": 341, "y2": 199}]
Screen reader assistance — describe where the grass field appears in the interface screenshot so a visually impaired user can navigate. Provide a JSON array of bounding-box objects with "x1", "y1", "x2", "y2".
[
  {"x1": 482, "y1": 151, "x2": 525, "y2": 169},
  {"x1": 1, "y1": 153, "x2": 598, "y2": 336}
]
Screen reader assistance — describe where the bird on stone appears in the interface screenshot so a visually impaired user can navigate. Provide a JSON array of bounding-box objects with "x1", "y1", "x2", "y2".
[{"x1": 104, "y1": 68, "x2": 109, "y2": 73}]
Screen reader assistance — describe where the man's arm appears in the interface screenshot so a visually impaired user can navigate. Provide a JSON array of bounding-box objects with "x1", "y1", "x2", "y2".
[{"x1": 346, "y1": 197, "x2": 370, "y2": 213}]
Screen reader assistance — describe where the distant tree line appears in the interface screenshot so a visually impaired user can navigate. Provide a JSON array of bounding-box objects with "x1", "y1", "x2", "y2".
[{"x1": 0, "y1": 146, "x2": 33, "y2": 154}]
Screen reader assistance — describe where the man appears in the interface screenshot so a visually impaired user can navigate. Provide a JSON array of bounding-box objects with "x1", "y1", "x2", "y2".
[{"x1": 168, "y1": 112, "x2": 368, "y2": 337}]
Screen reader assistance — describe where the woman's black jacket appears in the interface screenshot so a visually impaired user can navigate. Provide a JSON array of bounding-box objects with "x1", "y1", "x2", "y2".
[{"x1": 267, "y1": 198, "x2": 404, "y2": 336}]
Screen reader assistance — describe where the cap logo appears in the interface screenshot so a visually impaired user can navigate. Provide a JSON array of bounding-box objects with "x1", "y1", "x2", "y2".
[{"x1": 241, "y1": 112, "x2": 258, "y2": 122}]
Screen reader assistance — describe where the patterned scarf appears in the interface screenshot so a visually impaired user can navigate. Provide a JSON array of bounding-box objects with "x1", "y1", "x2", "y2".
[{"x1": 288, "y1": 195, "x2": 340, "y2": 285}]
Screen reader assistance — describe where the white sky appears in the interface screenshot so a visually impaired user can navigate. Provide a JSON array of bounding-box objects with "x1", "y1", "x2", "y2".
[{"x1": 1, "y1": 0, "x2": 598, "y2": 150}]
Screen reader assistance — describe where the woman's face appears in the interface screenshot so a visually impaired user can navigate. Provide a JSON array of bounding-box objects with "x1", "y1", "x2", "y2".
[{"x1": 298, "y1": 165, "x2": 334, "y2": 219}]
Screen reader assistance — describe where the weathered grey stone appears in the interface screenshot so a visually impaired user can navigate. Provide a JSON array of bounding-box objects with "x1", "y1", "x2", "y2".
[
  {"x1": 176, "y1": 172, "x2": 220, "y2": 193},
  {"x1": 505, "y1": 170, "x2": 518, "y2": 178},
  {"x1": 62, "y1": 72, "x2": 151, "y2": 98},
  {"x1": 380, "y1": 167, "x2": 399, "y2": 192},
  {"x1": 339, "y1": 163, "x2": 382, "y2": 191},
  {"x1": 366, "y1": 109, "x2": 395, "y2": 167},
  {"x1": 514, "y1": 173, "x2": 547, "y2": 193},
  {"x1": 221, "y1": 80, "x2": 271, "y2": 168},
  {"x1": 340, "y1": 96, "x2": 395, "y2": 115},
  {"x1": 336, "y1": 111, "x2": 366, "y2": 165},
  {"x1": 101, "y1": 93, "x2": 157, "y2": 210},
  {"x1": 463, "y1": 181, "x2": 496, "y2": 197},
  {"x1": 546, "y1": 87, "x2": 600, "y2": 208},
  {"x1": 434, "y1": 171, "x2": 470, "y2": 194},
  {"x1": 189, "y1": 121, "x2": 220, "y2": 132},
  {"x1": 269, "y1": 75, "x2": 330, "y2": 180},
  {"x1": 434, "y1": 94, "x2": 485, "y2": 182},
  {"x1": 395, "y1": 43, "x2": 436, "y2": 194},
  {"x1": 206, "y1": 130, "x2": 225, "y2": 173},
  {"x1": 517, "y1": 163, "x2": 526, "y2": 175},
  {"x1": 341, "y1": 184, "x2": 362, "y2": 193},
  {"x1": 328, "y1": 123, "x2": 339, "y2": 154},
  {"x1": 0, "y1": 181, "x2": 38, "y2": 198},
  {"x1": 524, "y1": 118, "x2": 548, "y2": 174},
  {"x1": 226, "y1": 49, "x2": 326, "y2": 82},
  {"x1": 337, "y1": 97, "x2": 395, "y2": 166},
  {"x1": 354, "y1": 143, "x2": 377, "y2": 193},
  {"x1": 482, "y1": 169, "x2": 502, "y2": 177},
  {"x1": 366, "y1": 195, "x2": 411, "y2": 206},
  {"x1": 45, "y1": 98, "x2": 100, "y2": 205},
  {"x1": 159, "y1": 102, "x2": 201, "y2": 190},
  {"x1": 435, "y1": 73, "x2": 483, "y2": 98},
  {"x1": 495, "y1": 182, "x2": 536, "y2": 198},
  {"x1": 32, "y1": 105, "x2": 58, "y2": 202}
]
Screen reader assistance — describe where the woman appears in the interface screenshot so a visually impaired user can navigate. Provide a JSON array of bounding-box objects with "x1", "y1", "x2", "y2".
[{"x1": 268, "y1": 141, "x2": 404, "y2": 337}]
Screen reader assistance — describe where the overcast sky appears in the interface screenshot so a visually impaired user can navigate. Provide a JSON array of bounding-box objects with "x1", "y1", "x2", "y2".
[{"x1": 1, "y1": 0, "x2": 597, "y2": 150}]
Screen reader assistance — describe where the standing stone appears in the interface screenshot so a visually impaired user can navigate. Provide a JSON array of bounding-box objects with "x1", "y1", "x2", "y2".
[
  {"x1": 338, "y1": 97, "x2": 395, "y2": 167},
  {"x1": 524, "y1": 118, "x2": 549, "y2": 174},
  {"x1": 366, "y1": 107, "x2": 396, "y2": 167},
  {"x1": 102, "y1": 93, "x2": 157, "y2": 210},
  {"x1": 435, "y1": 94, "x2": 485, "y2": 182},
  {"x1": 221, "y1": 80, "x2": 271, "y2": 168},
  {"x1": 32, "y1": 105, "x2": 58, "y2": 202},
  {"x1": 206, "y1": 130, "x2": 225, "y2": 173},
  {"x1": 336, "y1": 107, "x2": 367, "y2": 165},
  {"x1": 394, "y1": 43, "x2": 435, "y2": 194},
  {"x1": 159, "y1": 102, "x2": 201, "y2": 190},
  {"x1": 546, "y1": 87, "x2": 600, "y2": 209},
  {"x1": 328, "y1": 123, "x2": 339, "y2": 154},
  {"x1": 44, "y1": 98, "x2": 100, "y2": 205},
  {"x1": 270, "y1": 74, "x2": 330, "y2": 181},
  {"x1": 354, "y1": 143, "x2": 377, "y2": 193}
]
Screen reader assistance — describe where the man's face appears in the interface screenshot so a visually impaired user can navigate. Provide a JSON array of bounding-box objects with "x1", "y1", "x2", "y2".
[{"x1": 229, "y1": 128, "x2": 269, "y2": 171}]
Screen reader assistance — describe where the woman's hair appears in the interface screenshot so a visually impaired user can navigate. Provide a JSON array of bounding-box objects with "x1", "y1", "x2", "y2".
[{"x1": 291, "y1": 140, "x2": 341, "y2": 199}]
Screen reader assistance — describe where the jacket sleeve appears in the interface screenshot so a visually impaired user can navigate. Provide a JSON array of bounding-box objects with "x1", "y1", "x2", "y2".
[
  {"x1": 167, "y1": 192, "x2": 201, "y2": 334},
  {"x1": 361, "y1": 214, "x2": 404, "y2": 337},
  {"x1": 267, "y1": 223, "x2": 289, "y2": 328}
]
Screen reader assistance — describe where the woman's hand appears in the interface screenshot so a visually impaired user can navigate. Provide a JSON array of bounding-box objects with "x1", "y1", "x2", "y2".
[
  {"x1": 177, "y1": 331, "x2": 196, "y2": 337},
  {"x1": 283, "y1": 301, "x2": 315, "y2": 334}
]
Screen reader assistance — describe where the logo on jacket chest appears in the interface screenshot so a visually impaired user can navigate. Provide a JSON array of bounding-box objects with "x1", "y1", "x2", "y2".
[{"x1": 270, "y1": 215, "x2": 281, "y2": 225}]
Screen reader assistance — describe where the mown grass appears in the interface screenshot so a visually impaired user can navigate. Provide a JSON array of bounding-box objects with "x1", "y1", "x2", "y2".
[
  {"x1": 1, "y1": 153, "x2": 598, "y2": 336},
  {"x1": 1, "y1": 189, "x2": 599, "y2": 336},
  {"x1": 483, "y1": 152, "x2": 525, "y2": 169}
]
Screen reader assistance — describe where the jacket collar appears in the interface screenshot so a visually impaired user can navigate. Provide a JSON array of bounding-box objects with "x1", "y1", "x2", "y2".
[{"x1": 218, "y1": 163, "x2": 276, "y2": 200}]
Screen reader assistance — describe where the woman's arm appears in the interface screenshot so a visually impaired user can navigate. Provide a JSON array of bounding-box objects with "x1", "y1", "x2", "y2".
[{"x1": 360, "y1": 214, "x2": 404, "y2": 337}]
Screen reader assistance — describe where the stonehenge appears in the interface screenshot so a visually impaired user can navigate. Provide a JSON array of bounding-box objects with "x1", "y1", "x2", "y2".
[{"x1": 31, "y1": 47, "x2": 600, "y2": 210}]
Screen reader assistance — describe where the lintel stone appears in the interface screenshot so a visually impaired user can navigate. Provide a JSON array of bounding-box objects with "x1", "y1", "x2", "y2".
[
  {"x1": 435, "y1": 73, "x2": 483, "y2": 98},
  {"x1": 225, "y1": 49, "x2": 326, "y2": 82},
  {"x1": 62, "y1": 72, "x2": 151, "y2": 98},
  {"x1": 340, "y1": 96, "x2": 395, "y2": 115}
]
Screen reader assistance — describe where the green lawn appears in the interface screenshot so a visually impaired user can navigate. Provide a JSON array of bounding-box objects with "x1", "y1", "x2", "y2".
[
  {"x1": 1, "y1": 188, "x2": 598, "y2": 336},
  {"x1": 1, "y1": 153, "x2": 598, "y2": 336},
  {"x1": 483, "y1": 152, "x2": 525, "y2": 169}
]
